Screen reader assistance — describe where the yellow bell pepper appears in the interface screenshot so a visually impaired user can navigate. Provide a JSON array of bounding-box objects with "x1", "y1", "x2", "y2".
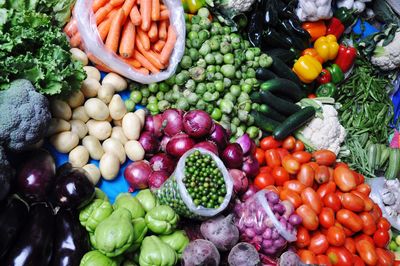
[
  {"x1": 314, "y1": 34, "x2": 339, "y2": 62},
  {"x1": 293, "y1": 55, "x2": 323, "y2": 84}
]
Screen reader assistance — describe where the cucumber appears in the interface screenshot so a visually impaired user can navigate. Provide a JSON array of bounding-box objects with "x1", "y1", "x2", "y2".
[
  {"x1": 259, "y1": 104, "x2": 287, "y2": 122},
  {"x1": 251, "y1": 110, "x2": 281, "y2": 133},
  {"x1": 385, "y1": 148, "x2": 400, "y2": 179},
  {"x1": 273, "y1": 107, "x2": 316, "y2": 140},
  {"x1": 259, "y1": 91, "x2": 301, "y2": 116},
  {"x1": 266, "y1": 48, "x2": 297, "y2": 65},
  {"x1": 250, "y1": 91, "x2": 262, "y2": 103},
  {"x1": 256, "y1": 68, "x2": 278, "y2": 81},
  {"x1": 367, "y1": 144, "x2": 377, "y2": 171},
  {"x1": 260, "y1": 78, "x2": 304, "y2": 102},
  {"x1": 270, "y1": 56, "x2": 301, "y2": 86},
  {"x1": 378, "y1": 144, "x2": 390, "y2": 168},
  {"x1": 374, "y1": 144, "x2": 382, "y2": 170}
]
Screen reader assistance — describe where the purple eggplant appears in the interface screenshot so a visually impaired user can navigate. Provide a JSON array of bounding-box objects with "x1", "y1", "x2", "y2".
[
  {"x1": 4, "y1": 202, "x2": 55, "y2": 266},
  {"x1": 50, "y1": 209, "x2": 90, "y2": 266},
  {"x1": 0, "y1": 196, "x2": 29, "y2": 259}
]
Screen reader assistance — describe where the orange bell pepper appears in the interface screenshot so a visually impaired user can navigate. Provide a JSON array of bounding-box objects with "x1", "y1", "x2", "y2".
[
  {"x1": 301, "y1": 48, "x2": 324, "y2": 64},
  {"x1": 302, "y1": 21, "x2": 327, "y2": 42}
]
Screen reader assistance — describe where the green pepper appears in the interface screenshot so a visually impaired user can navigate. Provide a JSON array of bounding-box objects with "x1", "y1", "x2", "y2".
[
  {"x1": 159, "y1": 230, "x2": 190, "y2": 257},
  {"x1": 139, "y1": 236, "x2": 178, "y2": 266},
  {"x1": 145, "y1": 205, "x2": 179, "y2": 235},
  {"x1": 333, "y1": 7, "x2": 356, "y2": 28},
  {"x1": 113, "y1": 193, "x2": 145, "y2": 220},
  {"x1": 79, "y1": 199, "x2": 113, "y2": 233},
  {"x1": 327, "y1": 64, "x2": 344, "y2": 84},
  {"x1": 316, "y1": 82, "x2": 337, "y2": 98}
]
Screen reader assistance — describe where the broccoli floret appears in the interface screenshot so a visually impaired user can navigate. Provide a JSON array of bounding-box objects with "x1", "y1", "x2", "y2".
[
  {"x1": 0, "y1": 79, "x2": 51, "y2": 151},
  {"x1": 0, "y1": 146, "x2": 13, "y2": 201}
]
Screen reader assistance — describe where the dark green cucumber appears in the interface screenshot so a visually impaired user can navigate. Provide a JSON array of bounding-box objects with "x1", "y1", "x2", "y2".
[
  {"x1": 251, "y1": 110, "x2": 281, "y2": 133},
  {"x1": 259, "y1": 104, "x2": 287, "y2": 122},
  {"x1": 260, "y1": 78, "x2": 304, "y2": 102},
  {"x1": 266, "y1": 48, "x2": 297, "y2": 65},
  {"x1": 270, "y1": 56, "x2": 301, "y2": 86},
  {"x1": 256, "y1": 68, "x2": 278, "y2": 81},
  {"x1": 273, "y1": 106, "x2": 316, "y2": 140},
  {"x1": 259, "y1": 91, "x2": 301, "y2": 116},
  {"x1": 250, "y1": 91, "x2": 262, "y2": 103},
  {"x1": 385, "y1": 148, "x2": 400, "y2": 179}
]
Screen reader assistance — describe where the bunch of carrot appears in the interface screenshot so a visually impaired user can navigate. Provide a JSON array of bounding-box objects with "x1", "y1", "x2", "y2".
[{"x1": 64, "y1": 0, "x2": 177, "y2": 75}]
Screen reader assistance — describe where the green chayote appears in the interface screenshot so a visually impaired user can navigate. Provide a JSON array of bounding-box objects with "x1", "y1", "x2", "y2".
[
  {"x1": 122, "y1": 260, "x2": 138, "y2": 266},
  {"x1": 145, "y1": 205, "x2": 179, "y2": 235},
  {"x1": 80, "y1": 250, "x2": 117, "y2": 266},
  {"x1": 95, "y1": 188, "x2": 108, "y2": 201},
  {"x1": 129, "y1": 217, "x2": 148, "y2": 252},
  {"x1": 93, "y1": 208, "x2": 135, "y2": 257},
  {"x1": 139, "y1": 236, "x2": 177, "y2": 266},
  {"x1": 136, "y1": 189, "x2": 158, "y2": 212},
  {"x1": 114, "y1": 193, "x2": 145, "y2": 219},
  {"x1": 159, "y1": 230, "x2": 190, "y2": 257},
  {"x1": 80, "y1": 199, "x2": 113, "y2": 232}
]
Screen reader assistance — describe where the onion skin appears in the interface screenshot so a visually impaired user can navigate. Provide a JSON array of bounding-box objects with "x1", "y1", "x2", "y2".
[
  {"x1": 160, "y1": 135, "x2": 171, "y2": 153},
  {"x1": 162, "y1": 109, "x2": 184, "y2": 137},
  {"x1": 148, "y1": 170, "x2": 169, "y2": 190},
  {"x1": 236, "y1": 134, "x2": 256, "y2": 156},
  {"x1": 221, "y1": 143, "x2": 243, "y2": 169},
  {"x1": 124, "y1": 160, "x2": 152, "y2": 190},
  {"x1": 208, "y1": 124, "x2": 229, "y2": 151},
  {"x1": 229, "y1": 169, "x2": 248, "y2": 195},
  {"x1": 145, "y1": 114, "x2": 163, "y2": 137},
  {"x1": 183, "y1": 110, "x2": 214, "y2": 138},
  {"x1": 240, "y1": 182, "x2": 259, "y2": 202},
  {"x1": 138, "y1": 131, "x2": 160, "y2": 156},
  {"x1": 193, "y1": 141, "x2": 219, "y2": 155},
  {"x1": 149, "y1": 153, "x2": 176, "y2": 174},
  {"x1": 242, "y1": 156, "x2": 259, "y2": 179},
  {"x1": 166, "y1": 133, "x2": 196, "y2": 157}
]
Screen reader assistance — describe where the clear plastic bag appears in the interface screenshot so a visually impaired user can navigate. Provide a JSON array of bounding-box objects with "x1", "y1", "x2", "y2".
[
  {"x1": 234, "y1": 189, "x2": 297, "y2": 257},
  {"x1": 73, "y1": 0, "x2": 185, "y2": 84},
  {"x1": 154, "y1": 148, "x2": 233, "y2": 220}
]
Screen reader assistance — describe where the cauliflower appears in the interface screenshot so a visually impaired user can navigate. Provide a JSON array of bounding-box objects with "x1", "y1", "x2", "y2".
[
  {"x1": 296, "y1": 0, "x2": 333, "y2": 22},
  {"x1": 337, "y1": 0, "x2": 371, "y2": 14},
  {"x1": 371, "y1": 30, "x2": 400, "y2": 71}
]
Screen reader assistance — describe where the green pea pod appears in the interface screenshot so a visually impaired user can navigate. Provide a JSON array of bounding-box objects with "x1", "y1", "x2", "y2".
[
  {"x1": 79, "y1": 199, "x2": 113, "y2": 233},
  {"x1": 113, "y1": 193, "x2": 145, "y2": 220},
  {"x1": 80, "y1": 250, "x2": 117, "y2": 266},
  {"x1": 159, "y1": 230, "x2": 190, "y2": 257},
  {"x1": 139, "y1": 236, "x2": 177, "y2": 266},
  {"x1": 316, "y1": 82, "x2": 337, "y2": 98},
  {"x1": 145, "y1": 205, "x2": 179, "y2": 235},
  {"x1": 327, "y1": 64, "x2": 344, "y2": 84}
]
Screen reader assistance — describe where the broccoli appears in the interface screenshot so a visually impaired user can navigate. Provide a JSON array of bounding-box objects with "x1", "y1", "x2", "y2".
[
  {"x1": 0, "y1": 146, "x2": 13, "y2": 201},
  {"x1": 0, "y1": 79, "x2": 51, "y2": 151}
]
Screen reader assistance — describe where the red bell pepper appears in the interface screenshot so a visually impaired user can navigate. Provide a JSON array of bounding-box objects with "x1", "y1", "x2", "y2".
[
  {"x1": 317, "y1": 69, "x2": 332, "y2": 84},
  {"x1": 334, "y1": 44, "x2": 357, "y2": 73},
  {"x1": 326, "y1": 17, "x2": 345, "y2": 39}
]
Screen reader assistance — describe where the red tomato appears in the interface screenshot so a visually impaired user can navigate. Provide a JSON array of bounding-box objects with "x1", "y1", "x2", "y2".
[
  {"x1": 315, "y1": 165, "x2": 330, "y2": 184},
  {"x1": 335, "y1": 162, "x2": 348, "y2": 168},
  {"x1": 334, "y1": 166, "x2": 357, "y2": 192},
  {"x1": 308, "y1": 93, "x2": 317, "y2": 98},
  {"x1": 344, "y1": 238, "x2": 356, "y2": 254},
  {"x1": 327, "y1": 226, "x2": 346, "y2": 247},
  {"x1": 297, "y1": 164, "x2": 315, "y2": 187},
  {"x1": 377, "y1": 218, "x2": 391, "y2": 231},
  {"x1": 319, "y1": 207, "x2": 335, "y2": 229},
  {"x1": 276, "y1": 148, "x2": 290, "y2": 161},
  {"x1": 283, "y1": 180, "x2": 306, "y2": 194},
  {"x1": 351, "y1": 191, "x2": 374, "y2": 211},
  {"x1": 353, "y1": 255, "x2": 366, "y2": 266},
  {"x1": 376, "y1": 248, "x2": 395, "y2": 266},
  {"x1": 317, "y1": 181, "x2": 336, "y2": 199},
  {"x1": 280, "y1": 189, "x2": 302, "y2": 208},
  {"x1": 359, "y1": 212, "x2": 377, "y2": 236},
  {"x1": 292, "y1": 151, "x2": 312, "y2": 164},
  {"x1": 297, "y1": 204, "x2": 319, "y2": 231},
  {"x1": 308, "y1": 161, "x2": 319, "y2": 171},
  {"x1": 282, "y1": 155, "x2": 301, "y2": 174},
  {"x1": 254, "y1": 148, "x2": 265, "y2": 165},
  {"x1": 265, "y1": 149, "x2": 281, "y2": 167},
  {"x1": 309, "y1": 233, "x2": 329, "y2": 255},
  {"x1": 272, "y1": 166, "x2": 290, "y2": 186},
  {"x1": 324, "y1": 193, "x2": 342, "y2": 212},
  {"x1": 260, "y1": 136, "x2": 282, "y2": 150},
  {"x1": 340, "y1": 192, "x2": 365, "y2": 212},
  {"x1": 373, "y1": 229, "x2": 390, "y2": 248},
  {"x1": 356, "y1": 173, "x2": 365, "y2": 185},
  {"x1": 298, "y1": 249, "x2": 318, "y2": 264},
  {"x1": 327, "y1": 246, "x2": 354, "y2": 266},
  {"x1": 336, "y1": 209, "x2": 363, "y2": 233},
  {"x1": 370, "y1": 204, "x2": 383, "y2": 222},
  {"x1": 294, "y1": 140, "x2": 305, "y2": 152},
  {"x1": 265, "y1": 185, "x2": 279, "y2": 194},
  {"x1": 254, "y1": 172, "x2": 275, "y2": 189},
  {"x1": 312, "y1": 150, "x2": 337, "y2": 166},
  {"x1": 356, "y1": 240, "x2": 378, "y2": 266},
  {"x1": 282, "y1": 136, "x2": 296, "y2": 151},
  {"x1": 301, "y1": 187, "x2": 322, "y2": 214},
  {"x1": 343, "y1": 226, "x2": 354, "y2": 237},
  {"x1": 259, "y1": 166, "x2": 271, "y2": 173},
  {"x1": 317, "y1": 254, "x2": 332, "y2": 266},
  {"x1": 296, "y1": 226, "x2": 311, "y2": 248},
  {"x1": 354, "y1": 234, "x2": 375, "y2": 247}
]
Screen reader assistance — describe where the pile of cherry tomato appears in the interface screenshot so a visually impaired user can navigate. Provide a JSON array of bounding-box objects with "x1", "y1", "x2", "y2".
[{"x1": 254, "y1": 136, "x2": 396, "y2": 266}]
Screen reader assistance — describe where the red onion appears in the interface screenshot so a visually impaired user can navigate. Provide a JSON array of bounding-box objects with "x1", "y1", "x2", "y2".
[
  {"x1": 138, "y1": 131, "x2": 160, "y2": 156},
  {"x1": 183, "y1": 110, "x2": 214, "y2": 138},
  {"x1": 149, "y1": 153, "x2": 176, "y2": 174},
  {"x1": 236, "y1": 134, "x2": 256, "y2": 156},
  {"x1": 242, "y1": 155, "x2": 259, "y2": 179},
  {"x1": 145, "y1": 114, "x2": 163, "y2": 137},
  {"x1": 166, "y1": 133, "x2": 196, "y2": 157},
  {"x1": 229, "y1": 169, "x2": 248, "y2": 195},
  {"x1": 163, "y1": 109, "x2": 184, "y2": 137},
  {"x1": 221, "y1": 143, "x2": 243, "y2": 169},
  {"x1": 124, "y1": 160, "x2": 152, "y2": 190},
  {"x1": 160, "y1": 135, "x2": 171, "y2": 153},
  {"x1": 208, "y1": 124, "x2": 229, "y2": 151},
  {"x1": 193, "y1": 141, "x2": 219, "y2": 155},
  {"x1": 148, "y1": 170, "x2": 169, "y2": 190},
  {"x1": 240, "y1": 182, "x2": 259, "y2": 202}
]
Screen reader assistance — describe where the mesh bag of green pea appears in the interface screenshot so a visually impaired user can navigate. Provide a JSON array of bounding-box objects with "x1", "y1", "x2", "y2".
[{"x1": 154, "y1": 148, "x2": 233, "y2": 220}]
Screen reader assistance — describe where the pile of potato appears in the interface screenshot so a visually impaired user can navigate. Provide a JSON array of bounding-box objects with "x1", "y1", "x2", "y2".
[{"x1": 48, "y1": 48, "x2": 146, "y2": 184}]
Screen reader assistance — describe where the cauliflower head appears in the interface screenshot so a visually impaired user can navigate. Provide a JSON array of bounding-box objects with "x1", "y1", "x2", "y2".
[
  {"x1": 296, "y1": 0, "x2": 333, "y2": 22},
  {"x1": 371, "y1": 30, "x2": 400, "y2": 71}
]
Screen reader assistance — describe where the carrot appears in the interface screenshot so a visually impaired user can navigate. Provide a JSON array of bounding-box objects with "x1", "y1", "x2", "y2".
[
  {"x1": 106, "y1": 8, "x2": 118, "y2": 19},
  {"x1": 95, "y1": 63, "x2": 113, "y2": 72},
  {"x1": 151, "y1": 0, "x2": 160, "y2": 21},
  {"x1": 148, "y1": 22, "x2": 158, "y2": 42},
  {"x1": 122, "y1": 0, "x2": 136, "y2": 16},
  {"x1": 134, "y1": 50, "x2": 159, "y2": 73},
  {"x1": 95, "y1": 3, "x2": 114, "y2": 25},
  {"x1": 153, "y1": 40, "x2": 165, "y2": 52},
  {"x1": 110, "y1": 0, "x2": 125, "y2": 6},
  {"x1": 159, "y1": 9, "x2": 169, "y2": 20},
  {"x1": 158, "y1": 20, "x2": 167, "y2": 40},
  {"x1": 105, "y1": 9, "x2": 124, "y2": 53},
  {"x1": 122, "y1": 57, "x2": 142, "y2": 68},
  {"x1": 92, "y1": 0, "x2": 109, "y2": 12},
  {"x1": 160, "y1": 25, "x2": 177, "y2": 64},
  {"x1": 136, "y1": 28, "x2": 151, "y2": 50},
  {"x1": 64, "y1": 18, "x2": 78, "y2": 37},
  {"x1": 140, "y1": 0, "x2": 151, "y2": 31},
  {"x1": 160, "y1": 4, "x2": 167, "y2": 10},
  {"x1": 134, "y1": 67, "x2": 150, "y2": 75},
  {"x1": 136, "y1": 38, "x2": 164, "y2": 69},
  {"x1": 130, "y1": 6, "x2": 142, "y2": 26},
  {"x1": 98, "y1": 17, "x2": 113, "y2": 41},
  {"x1": 119, "y1": 21, "x2": 136, "y2": 58},
  {"x1": 70, "y1": 32, "x2": 81, "y2": 47}
]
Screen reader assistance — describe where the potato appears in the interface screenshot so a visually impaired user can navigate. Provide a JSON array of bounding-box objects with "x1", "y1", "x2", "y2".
[
  {"x1": 97, "y1": 83, "x2": 115, "y2": 104},
  {"x1": 67, "y1": 90, "x2": 85, "y2": 108},
  {"x1": 50, "y1": 131, "x2": 79, "y2": 153},
  {"x1": 81, "y1": 78, "x2": 101, "y2": 98},
  {"x1": 83, "y1": 164, "x2": 101, "y2": 185},
  {"x1": 109, "y1": 94, "x2": 127, "y2": 120},
  {"x1": 82, "y1": 135, "x2": 104, "y2": 160},
  {"x1": 69, "y1": 145, "x2": 89, "y2": 168},
  {"x1": 134, "y1": 109, "x2": 146, "y2": 128},
  {"x1": 102, "y1": 138, "x2": 126, "y2": 164},
  {"x1": 70, "y1": 48, "x2": 88, "y2": 66},
  {"x1": 99, "y1": 153, "x2": 120, "y2": 180},
  {"x1": 70, "y1": 119, "x2": 88, "y2": 139},
  {"x1": 86, "y1": 120, "x2": 112, "y2": 141},
  {"x1": 102, "y1": 73, "x2": 127, "y2": 92},
  {"x1": 111, "y1": 126, "x2": 128, "y2": 144},
  {"x1": 122, "y1": 113, "x2": 141, "y2": 140},
  {"x1": 72, "y1": 106, "x2": 90, "y2": 122},
  {"x1": 46, "y1": 118, "x2": 70, "y2": 136},
  {"x1": 83, "y1": 66, "x2": 101, "y2": 81},
  {"x1": 84, "y1": 98, "x2": 110, "y2": 120},
  {"x1": 50, "y1": 99, "x2": 72, "y2": 121},
  {"x1": 125, "y1": 140, "x2": 145, "y2": 161}
]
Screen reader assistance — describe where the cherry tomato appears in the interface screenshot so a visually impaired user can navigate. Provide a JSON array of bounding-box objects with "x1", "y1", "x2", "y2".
[
  {"x1": 343, "y1": 226, "x2": 354, "y2": 237},
  {"x1": 327, "y1": 246, "x2": 354, "y2": 266},
  {"x1": 272, "y1": 166, "x2": 290, "y2": 186},
  {"x1": 297, "y1": 204, "x2": 319, "y2": 231},
  {"x1": 312, "y1": 150, "x2": 337, "y2": 166},
  {"x1": 294, "y1": 140, "x2": 305, "y2": 152},
  {"x1": 298, "y1": 249, "x2": 318, "y2": 264},
  {"x1": 317, "y1": 254, "x2": 332, "y2": 266},
  {"x1": 356, "y1": 240, "x2": 378, "y2": 266},
  {"x1": 308, "y1": 161, "x2": 319, "y2": 171},
  {"x1": 373, "y1": 229, "x2": 390, "y2": 248},
  {"x1": 335, "y1": 162, "x2": 348, "y2": 168},
  {"x1": 376, "y1": 247, "x2": 395, "y2": 266},
  {"x1": 265, "y1": 149, "x2": 281, "y2": 167},
  {"x1": 309, "y1": 233, "x2": 329, "y2": 255},
  {"x1": 254, "y1": 148, "x2": 265, "y2": 165},
  {"x1": 296, "y1": 226, "x2": 311, "y2": 248},
  {"x1": 327, "y1": 226, "x2": 346, "y2": 247},
  {"x1": 259, "y1": 166, "x2": 271, "y2": 173},
  {"x1": 282, "y1": 136, "x2": 296, "y2": 151},
  {"x1": 282, "y1": 155, "x2": 301, "y2": 174},
  {"x1": 336, "y1": 209, "x2": 363, "y2": 233},
  {"x1": 319, "y1": 207, "x2": 335, "y2": 229},
  {"x1": 351, "y1": 191, "x2": 373, "y2": 211},
  {"x1": 340, "y1": 192, "x2": 365, "y2": 212},
  {"x1": 317, "y1": 181, "x2": 336, "y2": 199},
  {"x1": 359, "y1": 212, "x2": 377, "y2": 236},
  {"x1": 308, "y1": 93, "x2": 317, "y2": 98},
  {"x1": 354, "y1": 234, "x2": 374, "y2": 246},
  {"x1": 315, "y1": 165, "x2": 330, "y2": 184},
  {"x1": 353, "y1": 255, "x2": 366, "y2": 266},
  {"x1": 334, "y1": 166, "x2": 357, "y2": 192},
  {"x1": 328, "y1": 167, "x2": 334, "y2": 181},
  {"x1": 356, "y1": 173, "x2": 365, "y2": 185},
  {"x1": 301, "y1": 187, "x2": 322, "y2": 214},
  {"x1": 324, "y1": 193, "x2": 342, "y2": 212},
  {"x1": 370, "y1": 204, "x2": 382, "y2": 222},
  {"x1": 254, "y1": 172, "x2": 275, "y2": 189},
  {"x1": 260, "y1": 136, "x2": 282, "y2": 150},
  {"x1": 297, "y1": 164, "x2": 315, "y2": 187},
  {"x1": 292, "y1": 151, "x2": 312, "y2": 164},
  {"x1": 276, "y1": 148, "x2": 290, "y2": 161},
  {"x1": 377, "y1": 217, "x2": 391, "y2": 231},
  {"x1": 280, "y1": 189, "x2": 302, "y2": 208},
  {"x1": 344, "y1": 238, "x2": 356, "y2": 254},
  {"x1": 283, "y1": 180, "x2": 306, "y2": 194}
]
